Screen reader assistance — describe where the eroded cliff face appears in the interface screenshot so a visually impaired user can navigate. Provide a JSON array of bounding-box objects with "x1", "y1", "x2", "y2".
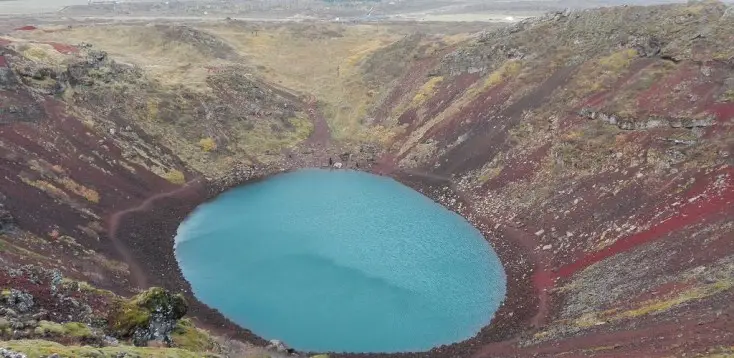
[{"x1": 0, "y1": 2, "x2": 732, "y2": 357}]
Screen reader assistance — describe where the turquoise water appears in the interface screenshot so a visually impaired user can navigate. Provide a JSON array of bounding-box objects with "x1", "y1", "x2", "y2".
[{"x1": 174, "y1": 169, "x2": 506, "y2": 353}]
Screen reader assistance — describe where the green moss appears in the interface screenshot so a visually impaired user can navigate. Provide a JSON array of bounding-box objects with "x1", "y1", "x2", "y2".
[
  {"x1": 170, "y1": 319, "x2": 217, "y2": 352},
  {"x1": 131, "y1": 288, "x2": 187, "y2": 316},
  {"x1": 61, "y1": 278, "x2": 116, "y2": 298},
  {"x1": 107, "y1": 287, "x2": 187, "y2": 339},
  {"x1": 107, "y1": 301, "x2": 150, "y2": 337},
  {"x1": 0, "y1": 318, "x2": 9, "y2": 330},
  {"x1": 34, "y1": 321, "x2": 94, "y2": 339},
  {"x1": 311, "y1": 355, "x2": 330, "y2": 358},
  {"x1": 0, "y1": 339, "x2": 221, "y2": 358},
  {"x1": 37, "y1": 321, "x2": 66, "y2": 336},
  {"x1": 63, "y1": 322, "x2": 94, "y2": 339}
]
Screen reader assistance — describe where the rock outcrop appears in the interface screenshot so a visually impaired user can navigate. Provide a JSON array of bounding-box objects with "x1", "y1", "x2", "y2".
[
  {"x1": 107, "y1": 287, "x2": 188, "y2": 347},
  {"x1": 0, "y1": 1, "x2": 732, "y2": 357}
]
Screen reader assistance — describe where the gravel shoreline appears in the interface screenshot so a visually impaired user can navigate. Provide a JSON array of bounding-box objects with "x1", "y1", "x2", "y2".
[{"x1": 116, "y1": 167, "x2": 539, "y2": 357}]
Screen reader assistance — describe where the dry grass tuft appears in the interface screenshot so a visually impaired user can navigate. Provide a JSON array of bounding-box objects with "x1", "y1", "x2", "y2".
[{"x1": 162, "y1": 170, "x2": 186, "y2": 185}]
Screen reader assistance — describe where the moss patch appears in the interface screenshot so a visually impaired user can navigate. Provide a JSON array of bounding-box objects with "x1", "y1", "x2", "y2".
[
  {"x1": 106, "y1": 287, "x2": 188, "y2": 343},
  {"x1": 0, "y1": 339, "x2": 220, "y2": 358},
  {"x1": 170, "y1": 319, "x2": 218, "y2": 352}
]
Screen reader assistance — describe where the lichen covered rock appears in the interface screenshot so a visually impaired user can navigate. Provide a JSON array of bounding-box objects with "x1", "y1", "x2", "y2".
[
  {"x1": 2, "y1": 290, "x2": 33, "y2": 314},
  {"x1": 0, "y1": 347, "x2": 26, "y2": 358},
  {"x1": 106, "y1": 287, "x2": 187, "y2": 346}
]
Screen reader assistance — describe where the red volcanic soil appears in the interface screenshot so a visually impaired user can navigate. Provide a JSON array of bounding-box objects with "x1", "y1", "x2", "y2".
[
  {"x1": 0, "y1": 56, "x2": 7, "y2": 67},
  {"x1": 0, "y1": 39, "x2": 11, "y2": 47},
  {"x1": 14, "y1": 25, "x2": 37, "y2": 31},
  {"x1": 372, "y1": 56, "x2": 445, "y2": 125},
  {"x1": 556, "y1": 167, "x2": 734, "y2": 279},
  {"x1": 483, "y1": 143, "x2": 551, "y2": 191},
  {"x1": 708, "y1": 102, "x2": 734, "y2": 121},
  {"x1": 45, "y1": 42, "x2": 79, "y2": 54},
  {"x1": 0, "y1": 268, "x2": 114, "y2": 320},
  {"x1": 473, "y1": 288, "x2": 734, "y2": 357}
]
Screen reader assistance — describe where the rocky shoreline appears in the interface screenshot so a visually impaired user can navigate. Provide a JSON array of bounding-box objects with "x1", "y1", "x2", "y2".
[{"x1": 113, "y1": 163, "x2": 538, "y2": 357}]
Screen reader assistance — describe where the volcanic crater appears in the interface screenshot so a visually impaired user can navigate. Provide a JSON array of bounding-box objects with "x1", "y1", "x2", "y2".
[{"x1": 0, "y1": 2, "x2": 733, "y2": 357}]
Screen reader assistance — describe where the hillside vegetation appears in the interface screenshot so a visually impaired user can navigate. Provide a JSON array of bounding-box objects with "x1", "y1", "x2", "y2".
[{"x1": 1, "y1": 1, "x2": 733, "y2": 357}]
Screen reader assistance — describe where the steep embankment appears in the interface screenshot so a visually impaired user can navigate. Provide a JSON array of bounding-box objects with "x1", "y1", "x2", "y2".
[
  {"x1": 375, "y1": 2, "x2": 734, "y2": 357},
  {"x1": 0, "y1": 2, "x2": 733, "y2": 357}
]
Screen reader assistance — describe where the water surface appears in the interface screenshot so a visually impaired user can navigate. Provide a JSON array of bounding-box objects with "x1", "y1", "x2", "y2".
[{"x1": 175, "y1": 169, "x2": 506, "y2": 353}]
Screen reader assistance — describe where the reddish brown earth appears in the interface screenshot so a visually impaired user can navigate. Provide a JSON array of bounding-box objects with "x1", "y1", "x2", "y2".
[
  {"x1": 1, "y1": 2, "x2": 734, "y2": 357},
  {"x1": 45, "y1": 42, "x2": 79, "y2": 54}
]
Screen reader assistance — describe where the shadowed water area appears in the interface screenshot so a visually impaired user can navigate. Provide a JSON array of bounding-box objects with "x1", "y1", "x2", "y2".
[{"x1": 174, "y1": 169, "x2": 506, "y2": 353}]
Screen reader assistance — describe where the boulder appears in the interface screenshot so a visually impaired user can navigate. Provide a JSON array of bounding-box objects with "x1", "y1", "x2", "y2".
[
  {"x1": 629, "y1": 35, "x2": 663, "y2": 58},
  {"x1": 0, "y1": 348, "x2": 26, "y2": 358},
  {"x1": 0, "y1": 205, "x2": 14, "y2": 233},
  {"x1": 0, "y1": 67, "x2": 18, "y2": 89},
  {"x1": 267, "y1": 339, "x2": 289, "y2": 352},
  {"x1": 106, "y1": 287, "x2": 187, "y2": 346},
  {"x1": 3, "y1": 290, "x2": 34, "y2": 313}
]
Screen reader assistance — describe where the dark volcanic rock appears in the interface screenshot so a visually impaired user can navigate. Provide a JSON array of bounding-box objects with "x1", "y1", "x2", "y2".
[
  {"x1": 0, "y1": 67, "x2": 17, "y2": 89},
  {"x1": 0, "y1": 205, "x2": 15, "y2": 233},
  {"x1": 3, "y1": 290, "x2": 34, "y2": 314}
]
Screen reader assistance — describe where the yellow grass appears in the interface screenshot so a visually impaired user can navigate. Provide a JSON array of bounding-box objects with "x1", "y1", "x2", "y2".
[
  {"x1": 464, "y1": 60, "x2": 523, "y2": 99},
  {"x1": 17, "y1": 26, "x2": 223, "y2": 91},
  {"x1": 58, "y1": 177, "x2": 100, "y2": 203},
  {"x1": 198, "y1": 137, "x2": 217, "y2": 152},
  {"x1": 615, "y1": 281, "x2": 732, "y2": 319},
  {"x1": 234, "y1": 116, "x2": 313, "y2": 157},
  {"x1": 598, "y1": 48, "x2": 638, "y2": 72},
  {"x1": 202, "y1": 24, "x2": 402, "y2": 142},
  {"x1": 162, "y1": 170, "x2": 186, "y2": 185},
  {"x1": 569, "y1": 48, "x2": 639, "y2": 97},
  {"x1": 410, "y1": 76, "x2": 444, "y2": 108},
  {"x1": 20, "y1": 177, "x2": 71, "y2": 202},
  {"x1": 572, "y1": 280, "x2": 733, "y2": 328}
]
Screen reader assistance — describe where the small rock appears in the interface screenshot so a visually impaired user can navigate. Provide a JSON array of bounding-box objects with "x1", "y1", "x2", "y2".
[
  {"x1": 5, "y1": 290, "x2": 34, "y2": 313},
  {"x1": 542, "y1": 244, "x2": 553, "y2": 251},
  {"x1": 267, "y1": 339, "x2": 289, "y2": 352},
  {"x1": 535, "y1": 229, "x2": 545, "y2": 236},
  {"x1": 700, "y1": 66, "x2": 712, "y2": 77},
  {"x1": 103, "y1": 335, "x2": 119, "y2": 347},
  {"x1": 0, "y1": 347, "x2": 27, "y2": 358},
  {"x1": 1, "y1": 308, "x2": 17, "y2": 318}
]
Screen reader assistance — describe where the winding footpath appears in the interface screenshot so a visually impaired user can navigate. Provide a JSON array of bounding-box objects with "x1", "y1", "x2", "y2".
[{"x1": 107, "y1": 177, "x2": 203, "y2": 289}]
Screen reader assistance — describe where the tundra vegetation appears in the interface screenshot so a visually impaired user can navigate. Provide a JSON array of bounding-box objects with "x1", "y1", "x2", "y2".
[{"x1": 1, "y1": 1, "x2": 733, "y2": 357}]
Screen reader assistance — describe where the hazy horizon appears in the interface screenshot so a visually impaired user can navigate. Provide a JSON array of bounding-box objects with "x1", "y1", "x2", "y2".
[
  {"x1": 0, "y1": 0, "x2": 90, "y2": 14},
  {"x1": 0, "y1": 0, "x2": 728, "y2": 16}
]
